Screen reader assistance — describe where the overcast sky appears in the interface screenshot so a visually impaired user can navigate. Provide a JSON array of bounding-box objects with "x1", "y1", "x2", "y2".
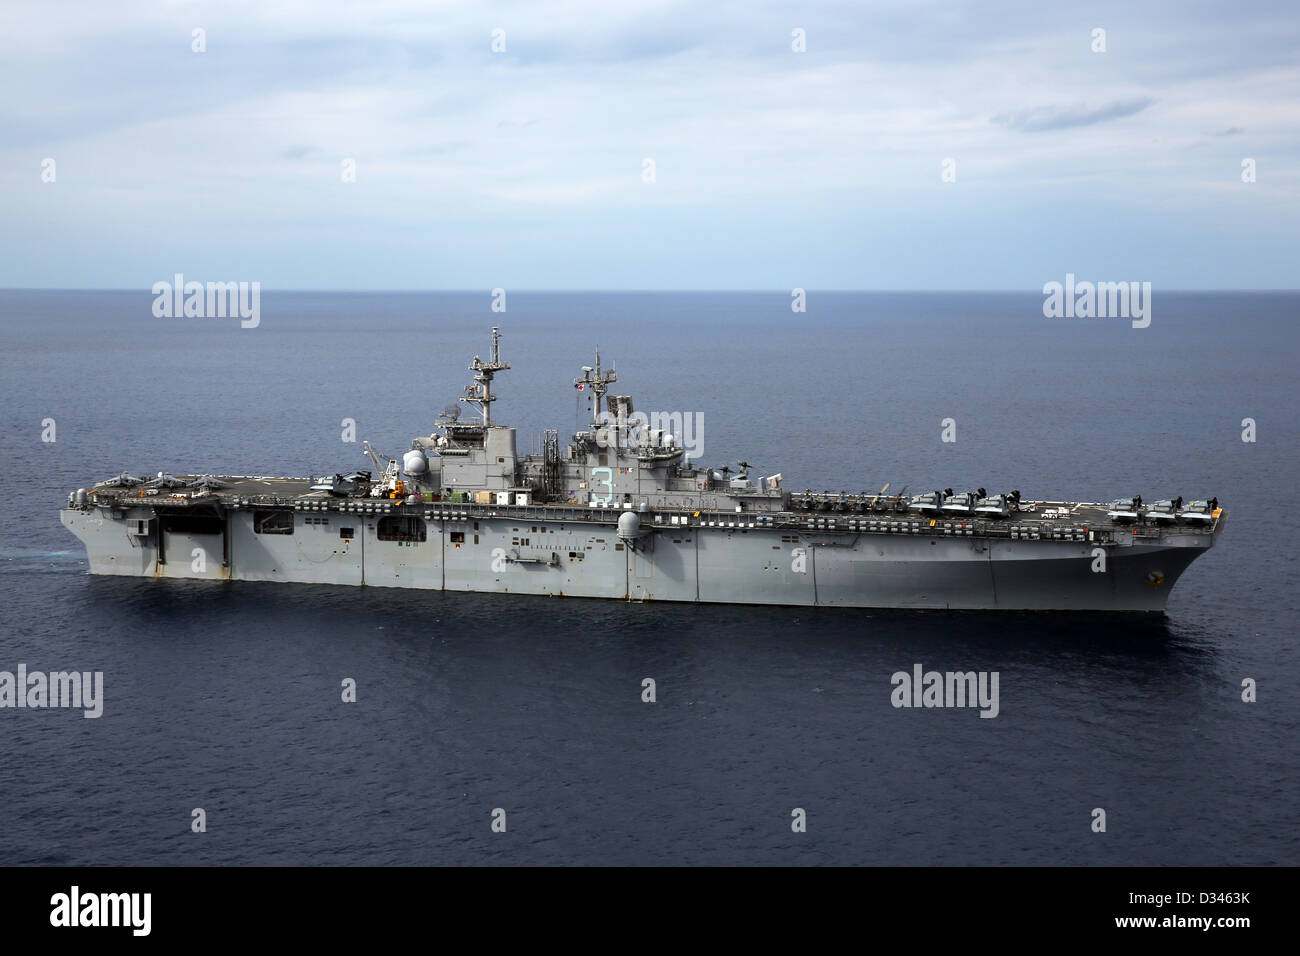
[{"x1": 2, "y1": 0, "x2": 1296, "y2": 289}]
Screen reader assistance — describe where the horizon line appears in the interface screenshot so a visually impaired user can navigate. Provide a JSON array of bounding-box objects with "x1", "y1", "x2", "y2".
[{"x1": 3, "y1": 287, "x2": 1299, "y2": 294}]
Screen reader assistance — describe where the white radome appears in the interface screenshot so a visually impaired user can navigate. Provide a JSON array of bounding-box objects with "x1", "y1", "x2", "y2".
[{"x1": 401, "y1": 450, "x2": 427, "y2": 475}]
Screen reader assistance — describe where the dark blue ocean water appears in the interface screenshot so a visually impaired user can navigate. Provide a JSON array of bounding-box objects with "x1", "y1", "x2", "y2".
[{"x1": 0, "y1": 290, "x2": 1296, "y2": 865}]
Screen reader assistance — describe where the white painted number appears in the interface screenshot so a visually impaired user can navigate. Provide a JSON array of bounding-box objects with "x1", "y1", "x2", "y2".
[{"x1": 591, "y1": 466, "x2": 614, "y2": 505}]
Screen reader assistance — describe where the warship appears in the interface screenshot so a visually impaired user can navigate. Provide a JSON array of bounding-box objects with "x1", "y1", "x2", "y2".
[{"x1": 61, "y1": 328, "x2": 1225, "y2": 611}]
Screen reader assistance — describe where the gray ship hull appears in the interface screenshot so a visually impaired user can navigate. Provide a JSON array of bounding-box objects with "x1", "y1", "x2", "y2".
[
  {"x1": 60, "y1": 503, "x2": 1216, "y2": 611},
  {"x1": 59, "y1": 329, "x2": 1225, "y2": 613}
]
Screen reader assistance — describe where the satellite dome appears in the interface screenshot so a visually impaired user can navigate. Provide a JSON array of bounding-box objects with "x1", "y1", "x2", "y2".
[
  {"x1": 402, "y1": 450, "x2": 427, "y2": 475},
  {"x1": 617, "y1": 511, "x2": 641, "y2": 539}
]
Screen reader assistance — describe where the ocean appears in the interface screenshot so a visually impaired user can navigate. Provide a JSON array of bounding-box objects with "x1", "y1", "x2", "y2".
[{"x1": 0, "y1": 290, "x2": 1296, "y2": 865}]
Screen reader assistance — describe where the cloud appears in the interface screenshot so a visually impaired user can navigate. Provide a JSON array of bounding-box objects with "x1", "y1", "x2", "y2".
[
  {"x1": 991, "y1": 98, "x2": 1158, "y2": 133},
  {"x1": 483, "y1": 182, "x2": 608, "y2": 203},
  {"x1": 1, "y1": 1, "x2": 1297, "y2": 289}
]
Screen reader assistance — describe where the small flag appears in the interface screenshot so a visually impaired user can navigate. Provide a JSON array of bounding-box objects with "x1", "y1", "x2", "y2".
[{"x1": 575, "y1": 383, "x2": 584, "y2": 390}]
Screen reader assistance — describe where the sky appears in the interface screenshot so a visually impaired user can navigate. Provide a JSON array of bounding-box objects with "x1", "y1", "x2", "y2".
[{"x1": 1, "y1": 0, "x2": 1297, "y2": 290}]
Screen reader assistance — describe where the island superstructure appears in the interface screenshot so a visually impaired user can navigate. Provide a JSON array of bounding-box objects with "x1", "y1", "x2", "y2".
[{"x1": 61, "y1": 328, "x2": 1226, "y2": 611}]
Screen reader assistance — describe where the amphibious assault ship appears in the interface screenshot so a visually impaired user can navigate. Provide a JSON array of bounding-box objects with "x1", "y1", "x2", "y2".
[{"x1": 61, "y1": 329, "x2": 1225, "y2": 611}]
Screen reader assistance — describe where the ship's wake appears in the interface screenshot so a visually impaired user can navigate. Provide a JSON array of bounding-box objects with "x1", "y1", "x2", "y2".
[{"x1": 0, "y1": 549, "x2": 88, "y2": 574}]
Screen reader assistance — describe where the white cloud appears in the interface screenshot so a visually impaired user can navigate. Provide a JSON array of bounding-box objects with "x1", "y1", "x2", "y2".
[{"x1": 1, "y1": 0, "x2": 1297, "y2": 287}]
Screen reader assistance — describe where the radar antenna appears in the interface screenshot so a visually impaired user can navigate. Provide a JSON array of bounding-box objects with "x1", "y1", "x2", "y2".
[
  {"x1": 461, "y1": 326, "x2": 511, "y2": 426},
  {"x1": 574, "y1": 346, "x2": 617, "y2": 419}
]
